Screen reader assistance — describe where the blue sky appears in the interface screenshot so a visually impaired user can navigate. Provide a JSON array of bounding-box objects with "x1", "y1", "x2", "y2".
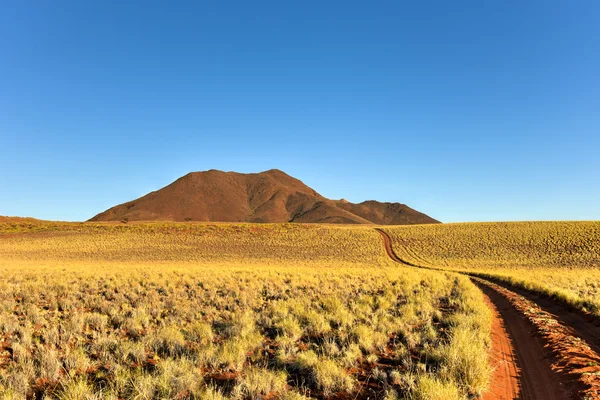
[{"x1": 1, "y1": 1, "x2": 599, "y2": 222}]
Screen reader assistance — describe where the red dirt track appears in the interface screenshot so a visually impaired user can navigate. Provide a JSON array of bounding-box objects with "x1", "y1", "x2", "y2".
[
  {"x1": 479, "y1": 291, "x2": 521, "y2": 399},
  {"x1": 474, "y1": 280, "x2": 568, "y2": 400},
  {"x1": 376, "y1": 228, "x2": 600, "y2": 400}
]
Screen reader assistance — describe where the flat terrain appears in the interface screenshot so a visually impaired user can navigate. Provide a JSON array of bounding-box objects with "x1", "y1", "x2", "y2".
[
  {"x1": 0, "y1": 219, "x2": 487, "y2": 399},
  {"x1": 2, "y1": 218, "x2": 599, "y2": 399}
]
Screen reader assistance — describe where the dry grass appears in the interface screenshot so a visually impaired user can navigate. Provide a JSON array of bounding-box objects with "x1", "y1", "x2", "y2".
[
  {"x1": 382, "y1": 221, "x2": 600, "y2": 316},
  {"x1": 0, "y1": 219, "x2": 491, "y2": 399},
  {"x1": 0, "y1": 220, "x2": 388, "y2": 268}
]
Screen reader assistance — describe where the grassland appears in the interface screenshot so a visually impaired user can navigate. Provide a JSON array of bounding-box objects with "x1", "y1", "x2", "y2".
[
  {"x1": 382, "y1": 221, "x2": 600, "y2": 316},
  {"x1": 0, "y1": 220, "x2": 490, "y2": 399},
  {"x1": 0, "y1": 221, "x2": 389, "y2": 268}
]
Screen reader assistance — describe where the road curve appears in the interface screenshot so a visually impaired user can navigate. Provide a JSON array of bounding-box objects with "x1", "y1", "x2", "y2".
[
  {"x1": 375, "y1": 228, "x2": 422, "y2": 267},
  {"x1": 375, "y1": 228, "x2": 600, "y2": 399}
]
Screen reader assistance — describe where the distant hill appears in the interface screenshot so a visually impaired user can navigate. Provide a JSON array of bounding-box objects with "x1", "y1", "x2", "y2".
[{"x1": 89, "y1": 169, "x2": 439, "y2": 225}]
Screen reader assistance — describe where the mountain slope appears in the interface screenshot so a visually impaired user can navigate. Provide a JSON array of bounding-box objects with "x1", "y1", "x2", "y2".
[
  {"x1": 335, "y1": 200, "x2": 438, "y2": 225},
  {"x1": 89, "y1": 169, "x2": 439, "y2": 225}
]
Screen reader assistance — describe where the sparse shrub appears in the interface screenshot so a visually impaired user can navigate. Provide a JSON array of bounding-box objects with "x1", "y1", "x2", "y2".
[
  {"x1": 129, "y1": 374, "x2": 156, "y2": 400},
  {"x1": 43, "y1": 325, "x2": 60, "y2": 346},
  {"x1": 216, "y1": 338, "x2": 250, "y2": 371},
  {"x1": 0, "y1": 387, "x2": 26, "y2": 400},
  {"x1": 37, "y1": 348, "x2": 62, "y2": 381},
  {"x1": 293, "y1": 350, "x2": 319, "y2": 370},
  {"x1": 223, "y1": 310, "x2": 257, "y2": 339},
  {"x1": 412, "y1": 375, "x2": 462, "y2": 400},
  {"x1": 383, "y1": 388, "x2": 399, "y2": 400},
  {"x1": 388, "y1": 369, "x2": 403, "y2": 386},
  {"x1": 281, "y1": 391, "x2": 312, "y2": 400},
  {"x1": 185, "y1": 321, "x2": 214, "y2": 346},
  {"x1": 86, "y1": 313, "x2": 109, "y2": 332},
  {"x1": 122, "y1": 317, "x2": 144, "y2": 339},
  {"x1": 64, "y1": 347, "x2": 91, "y2": 375},
  {"x1": 93, "y1": 336, "x2": 120, "y2": 363},
  {"x1": 4, "y1": 358, "x2": 36, "y2": 395},
  {"x1": 436, "y1": 318, "x2": 491, "y2": 396},
  {"x1": 312, "y1": 359, "x2": 354, "y2": 396},
  {"x1": 118, "y1": 341, "x2": 147, "y2": 364},
  {"x1": 298, "y1": 308, "x2": 330, "y2": 336},
  {"x1": 57, "y1": 378, "x2": 98, "y2": 400},
  {"x1": 234, "y1": 367, "x2": 288, "y2": 399},
  {"x1": 10, "y1": 343, "x2": 28, "y2": 364},
  {"x1": 372, "y1": 367, "x2": 387, "y2": 382},
  {"x1": 351, "y1": 324, "x2": 387, "y2": 353},
  {"x1": 366, "y1": 353, "x2": 379, "y2": 364},
  {"x1": 276, "y1": 315, "x2": 303, "y2": 340},
  {"x1": 340, "y1": 343, "x2": 362, "y2": 367},
  {"x1": 155, "y1": 358, "x2": 203, "y2": 398},
  {"x1": 321, "y1": 337, "x2": 341, "y2": 357},
  {"x1": 63, "y1": 313, "x2": 85, "y2": 341},
  {"x1": 276, "y1": 334, "x2": 298, "y2": 364},
  {"x1": 12, "y1": 323, "x2": 33, "y2": 348},
  {"x1": 150, "y1": 326, "x2": 186, "y2": 357},
  {"x1": 201, "y1": 386, "x2": 228, "y2": 400}
]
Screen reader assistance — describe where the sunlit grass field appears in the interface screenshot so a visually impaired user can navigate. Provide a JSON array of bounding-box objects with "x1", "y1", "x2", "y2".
[
  {"x1": 0, "y1": 220, "x2": 490, "y2": 400},
  {"x1": 382, "y1": 221, "x2": 600, "y2": 316},
  {"x1": 0, "y1": 221, "x2": 388, "y2": 267}
]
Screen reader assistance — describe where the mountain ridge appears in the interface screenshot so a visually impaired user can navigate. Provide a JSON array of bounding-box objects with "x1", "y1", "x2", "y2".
[{"x1": 89, "y1": 169, "x2": 440, "y2": 225}]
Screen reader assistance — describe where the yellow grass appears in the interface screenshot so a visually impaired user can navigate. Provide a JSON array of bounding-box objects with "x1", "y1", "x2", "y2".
[
  {"x1": 0, "y1": 221, "x2": 388, "y2": 267},
  {"x1": 0, "y1": 220, "x2": 491, "y2": 399},
  {"x1": 382, "y1": 221, "x2": 600, "y2": 315}
]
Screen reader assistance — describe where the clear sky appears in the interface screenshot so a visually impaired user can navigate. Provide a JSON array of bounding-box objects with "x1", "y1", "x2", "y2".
[{"x1": 1, "y1": 1, "x2": 599, "y2": 222}]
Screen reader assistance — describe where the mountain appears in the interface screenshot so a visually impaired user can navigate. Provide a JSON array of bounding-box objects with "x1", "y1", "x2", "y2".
[{"x1": 89, "y1": 169, "x2": 439, "y2": 225}]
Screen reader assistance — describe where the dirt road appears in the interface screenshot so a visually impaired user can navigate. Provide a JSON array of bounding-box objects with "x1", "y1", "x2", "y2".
[{"x1": 375, "y1": 228, "x2": 600, "y2": 399}]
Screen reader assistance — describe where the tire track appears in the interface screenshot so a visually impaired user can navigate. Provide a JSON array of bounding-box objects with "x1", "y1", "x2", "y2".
[
  {"x1": 473, "y1": 280, "x2": 569, "y2": 400},
  {"x1": 478, "y1": 289, "x2": 521, "y2": 399},
  {"x1": 376, "y1": 228, "x2": 600, "y2": 399}
]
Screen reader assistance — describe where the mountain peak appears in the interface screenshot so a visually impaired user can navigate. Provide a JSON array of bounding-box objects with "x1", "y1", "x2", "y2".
[
  {"x1": 89, "y1": 170, "x2": 439, "y2": 225},
  {"x1": 262, "y1": 168, "x2": 286, "y2": 175}
]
